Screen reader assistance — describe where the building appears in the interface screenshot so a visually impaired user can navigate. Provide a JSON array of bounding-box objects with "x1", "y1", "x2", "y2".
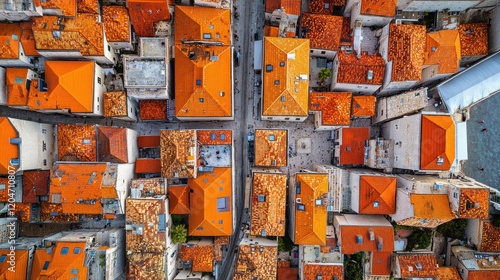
[
  {"x1": 0, "y1": 0, "x2": 42, "y2": 21},
  {"x1": 139, "y1": 100, "x2": 167, "y2": 121},
  {"x1": 265, "y1": 9, "x2": 299, "y2": 38},
  {"x1": 127, "y1": 0, "x2": 171, "y2": 37},
  {"x1": 422, "y1": 30, "x2": 461, "y2": 83},
  {"x1": 180, "y1": 239, "x2": 215, "y2": 273},
  {"x1": 466, "y1": 220, "x2": 500, "y2": 253},
  {"x1": 39, "y1": 202, "x2": 78, "y2": 223},
  {"x1": 234, "y1": 237, "x2": 278, "y2": 279},
  {"x1": 334, "y1": 214, "x2": 395, "y2": 254},
  {"x1": 300, "y1": 13, "x2": 343, "y2": 58},
  {"x1": 103, "y1": 91, "x2": 138, "y2": 121},
  {"x1": 254, "y1": 129, "x2": 288, "y2": 167},
  {"x1": 0, "y1": 218, "x2": 17, "y2": 244},
  {"x1": 195, "y1": 0, "x2": 231, "y2": 9},
  {"x1": 28, "y1": 60, "x2": 106, "y2": 116},
  {"x1": 31, "y1": 14, "x2": 118, "y2": 65},
  {"x1": 458, "y1": 23, "x2": 488, "y2": 65},
  {"x1": 102, "y1": 5, "x2": 133, "y2": 50},
  {"x1": 39, "y1": 0, "x2": 77, "y2": 17},
  {"x1": 372, "y1": 88, "x2": 428, "y2": 124},
  {"x1": 0, "y1": 117, "x2": 54, "y2": 175},
  {"x1": 378, "y1": 23, "x2": 426, "y2": 94},
  {"x1": 309, "y1": 92, "x2": 352, "y2": 130},
  {"x1": 261, "y1": 37, "x2": 310, "y2": 121},
  {"x1": 348, "y1": 170, "x2": 397, "y2": 215},
  {"x1": 22, "y1": 170, "x2": 50, "y2": 203},
  {"x1": 451, "y1": 246, "x2": 500, "y2": 280},
  {"x1": 0, "y1": 23, "x2": 35, "y2": 67},
  {"x1": 331, "y1": 51, "x2": 385, "y2": 94},
  {"x1": 313, "y1": 165, "x2": 344, "y2": 212},
  {"x1": 381, "y1": 113, "x2": 456, "y2": 172},
  {"x1": 250, "y1": 172, "x2": 287, "y2": 236},
  {"x1": 364, "y1": 138, "x2": 395, "y2": 171},
  {"x1": 436, "y1": 266, "x2": 461, "y2": 280},
  {"x1": 160, "y1": 130, "x2": 198, "y2": 178},
  {"x1": 136, "y1": 135, "x2": 162, "y2": 176},
  {"x1": 332, "y1": 127, "x2": 370, "y2": 165},
  {"x1": 351, "y1": 95, "x2": 376, "y2": 118},
  {"x1": 288, "y1": 172, "x2": 329, "y2": 245},
  {"x1": 392, "y1": 252, "x2": 438, "y2": 279},
  {"x1": 308, "y1": 0, "x2": 339, "y2": 15},
  {"x1": 4, "y1": 68, "x2": 38, "y2": 108},
  {"x1": 298, "y1": 245, "x2": 344, "y2": 280},
  {"x1": 397, "y1": 0, "x2": 480, "y2": 12},
  {"x1": 345, "y1": 0, "x2": 396, "y2": 27},
  {"x1": 123, "y1": 54, "x2": 171, "y2": 100},
  {"x1": 265, "y1": 0, "x2": 301, "y2": 15},
  {"x1": 0, "y1": 238, "x2": 41, "y2": 280},
  {"x1": 131, "y1": 178, "x2": 167, "y2": 198}
]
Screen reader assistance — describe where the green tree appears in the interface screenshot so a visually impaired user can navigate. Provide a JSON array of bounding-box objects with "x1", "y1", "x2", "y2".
[
  {"x1": 492, "y1": 215, "x2": 500, "y2": 227},
  {"x1": 278, "y1": 235, "x2": 295, "y2": 252},
  {"x1": 171, "y1": 224, "x2": 188, "y2": 244},
  {"x1": 344, "y1": 252, "x2": 364, "y2": 280},
  {"x1": 437, "y1": 219, "x2": 466, "y2": 239},
  {"x1": 406, "y1": 229, "x2": 432, "y2": 251},
  {"x1": 318, "y1": 68, "x2": 332, "y2": 83}
]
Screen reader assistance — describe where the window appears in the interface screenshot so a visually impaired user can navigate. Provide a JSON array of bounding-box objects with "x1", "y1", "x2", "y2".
[
  {"x1": 280, "y1": 96, "x2": 285, "y2": 102},
  {"x1": 297, "y1": 203, "x2": 305, "y2": 211},
  {"x1": 61, "y1": 247, "x2": 69, "y2": 255},
  {"x1": 280, "y1": 61, "x2": 285, "y2": 67},
  {"x1": 0, "y1": 184, "x2": 5, "y2": 190},
  {"x1": 0, "y1": 255, "x2": 6, "y2": 262},
  {"x1": 210, "y1": 133, "x2": 217, "y2": 140},
  {"x1": 73, "y1": 247, "x2": 81, "y2": 254},
  {"x1": 269, "y1": 135, "x2": 275, "y2": 141},
  {"x1": 97, "y1": 77, "x2": 101, "y2": 84},
  {"x1": 220, "y1": 134, "x2": 226, "y2": 140},
  {"x1": 199, "y1": 98, "x2": 204, "y2": 103},
  {"x1": 373, "y1": 201, "x2": 380, "y2": 208},
  {"x1": 196, "y1": 80, "x2": 202, "y2": 86},
  {"x1": 203, "y1": 33, "x2": 211, "y2": 39},
  {"x1": 217, "y1": 197, "x2": 230, "y2": 212},
  {"x1": 42, "y1": 261, "x2": 50, "y2": 270},
  {"x1": 321, "y1": 51, "x2": 326, "y2": 54},
  {"x1": 274, "y1": 80, "x2": 280, "y2": 85},
  {"x1": 265, "y1": 64, "x2": 273, "y2": 72},
  {"x1": 70, "y1": 268, "x2": 78, "y2": 274},
  {"x1": 257, "y1": 195, "x2": 266, "y2": 202},
  {"x1": 42, "y1": 128, "x2": 47, "y2": 134},
  {"x1": 43, "y1": 159, "x2": 47, "y2": 166},
  {"x1": 296, "y1": 181, "x2": 301, "y2": 194},
  {"x1": 108, "y1": 45, "x2": 111, "y2": 51}
]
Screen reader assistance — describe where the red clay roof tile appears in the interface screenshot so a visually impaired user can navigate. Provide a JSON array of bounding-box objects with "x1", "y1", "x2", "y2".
[{"x1": 301, "y1": 13, "x2": 343, "y2": 50}]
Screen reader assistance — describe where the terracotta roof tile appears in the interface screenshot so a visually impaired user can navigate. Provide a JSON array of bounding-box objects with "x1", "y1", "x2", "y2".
[
  {"x1": 336, "y1": 127, "x2": 369, "y2": 165},
  {"x1": 197, "y1": 130, "x2": 232, "y2": 145},
  {"x1": 388, "y1": 24, "x2": 426, "y2": 81},
  {"x1": 352, "y1": 96, "x2": 376, "y2": 117},
  {"x1": 127, "y1": 252, "x2": 165, "y2": 280},
  {"x1": 468, "y1": 270, "x2": 500, "y2": 280},
  {"x1": 97, "y1": 126, "x2": 128, "y2": 163},
  {"x1": 265, "y1": 0, "x2": 301, "y2": 15},
  {"x1": 188, "y1": 168, "x2": 232, "y2": 236},
  {"x1": 436, "y1": 266, "x2": 461, "y2": 280},
  {"x1": 396, "y1": 253, "x2": 437, "y2": 278},
  {"x1": 22, "y1": 170, "x2": 50, "y2": 203},
  {"x1": 309, "y1": 0, "x2": 337, "y2": 15},
  {"x1": 6, "y1": 68, "x2": 31, "y2": 106},
  {"x1": 0, "y1": 118, "x2": 19, "y2": 175},
  {"x1": 264, "y1": 25, "x2": 280, "y2": 37},
  {"x1": 19, "y1": 22, "x2": 39, "y2": 56},
  {"x1": 402, "y1": 194, "x2": 454, "y2": 228},
  {"x1": 251, "y1": 172, "x2": 287, "y2": 236},
  {"x1": 139, "y1": 100, "x2": 167, "y2": 120},
  {"x1": 234, "y1": 244, "x2": 278, "y2": 279},
  {"x1": 358, "y1": 176, "x2": 396, "y2": 214},
  {"x1": 340, "y1": 17, "x2": 352, "y2": 46},
  {"x1": 479, "y1": 221, "x2": 500, "y2": 252},
  {"x1": 458, "y1": 188, "x2": 489, "y2": 219},
  {"x1": 137, "y1": 135, "x2": 160, "y2": 148},
  {"x1": 32, "y1": 14, "x2": 105, "y2": 56},
  {"x1": 294, "y1": 173, "x2": 328, "y2": 245},
  {"x1": 126, "y1": 197, "x2": 167, "y2": 253},
  {"x1": 300, "y1": 13, "x2": 343, "y2": 50},
  {"x1": 32, "y1": 242, "x2": 87, "y2": 280},
  {"x1": 128, "y1": 0, "x2": 170, "y2": 37},
  {"x1": 371, "y1": 251, "x2": 392, "y2": 276},
  {"x1": 180, "y1": 243, "x2": 214, "y2": 272},
  {"x1": 262, "y1": 37, "x2": 310, "y2": 117},
  {"x1": 255, "y1": 129, "x2": 288, "y2": 167},
  {"x1": 168, "y1": 185, "x2": 190, "y2": 214},
  {"x1": 420, "y1": 115, "x2": 455, "y2": 171},
  {"x1": 130, "y1": 178, "x2": 166, "y2": 196},
  {"x1": 175, "y1": 6, "x2": 231, "y2": 45},
  {"x1": 360, "y1": 0, "x2": 396, "y2": 17},
  {"x1": 103, "y1": 91, "x2": 128, "y2": 117},
  {"x1": 135, "y1": 158, "x2": 161, "y2": 174},
  {"x1": 458, "y1": 23, "x2": 488, "y2": 56},
  {"x1": 0, "y1": 178, "x2": 9, "y2": 202},
  {"x1": 424, "y1": 30, "x2": 461, "y2": 74},
  {"x1": 337, "y1": 51, "x2": 385, "y2": 85},
  {"x1": 40, "y1": 202, "x2": 79, "y2": 222},
  {"x1": 12, "y1": 203, "x2": 36, "y2": 222},
  {"x1": 309, "y1": 92, "x2": 352, "y2": 126},
  {"x1": 77, "y1": 0, "x2": 98, "y2": 13},
  {"x1": 0, "y1": 23, "x2": 21, "y2": 59},
  {"x1": 0, "y1": 248, "x2": 29, "y2": 279},
  {"x1": 214, "y1": 236, "x2": 229, "y2": 261},
  {"x1": 303, "y1": 264, "x2": 343, "y2": 280},
  {"x1": 102, "y1": 6, "x2": 131, "y2": 42},
  {"x1": 174, "y1": 45, "x2": 232, "y2": 118},
  {"x1": 57, "y1": 124, "x2": 97, "y2": 161},
  {"x1": 160, "y1": 130, "x2": 198, "y2": 178},
  {"x1": 278, "y1": 266, "x2": 298, "y2": 280},
  {"x1": 40, "y1": 0, "x2": 77, "y2": 17}
]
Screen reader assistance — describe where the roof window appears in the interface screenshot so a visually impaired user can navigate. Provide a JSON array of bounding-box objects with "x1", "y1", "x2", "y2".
[
  {"x1": 280, "y1": 61, "x2": 285, "y2": 67},
  {"x1": 196, "y1": 80, "x2": 202, "y2": 86},
  {"x1": 269, "y1": 135, "x2": 275, "y2": 141},
  {"x1": 199, "y1": 98, "x2": 204, "y2": 103},
  {"x1": 203, "y1": 33, "x2": 211, "y2": 39},
  {"x1": 275, "y1": 80, "x2": 280, "y2": 85},
  {"x1": 258, "y1": 195, "x2": 266, "y2": 202},
  {"x1": 61, "y1": 247, "x2": 69, "y2": 255},
  {"x1": 266, "y1": 64, "x2": 273, "y2": 72},
  {"x1": 373, "y1": 201, "x2": 380, "y2": 208},
  {"x1": 297, "y1": 203, "x2": 305, "y2": 211}
]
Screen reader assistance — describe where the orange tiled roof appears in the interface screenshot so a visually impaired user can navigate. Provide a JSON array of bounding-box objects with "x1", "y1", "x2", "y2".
[
  {"x1": 0, "y1": 117, "x2": 19, "y2": 175},
  {"x1": 458, "y1": 23, "x2": 488, "y2": 57},
  {"x1": 339, "y1": 223, "x2": 394, "y2": 254},
  {"x1": 278, "y1": 267, "x2": 298, "y2": 280},
  {"x1": 294, "y1": 173, "x2": 328, "y2": 245},
  {"x1": 40, "y1": 0, "x2": 77, "y2": 17},
  {"x1": 128, "y1": 0, "x2": 170, "y2": 37},
  {"x1": 31, "y1": 242, "x2": 87, "y2": 280},
  {"x1": 22, "y1": 170, "x2": 50, "y2": 203},
  {"x1": 458, "y1": 188, "x2": 489, "y2": 219},
  {"x1": 309, "y1": 0, "x2": 337, "y2": 15},
  {"x1": 309, "y1": 92, "x2": 352, "y2": 126},
  {"x1": 97, "y1": 126, "x2": 128, "y2": 163},
  {"x1": 160, "y1": 130, "x2": 198, "y2": 178},
  {"x1": 19, "y1": 21, "x2": 39, "y2": 56},
  {"x1": 255, "y1": 129, "x2": 288, "y2": 167},
  {"x1": 174, "y1": 45, "x2": 232, "y2": 118},
  {"x1": 340, "y1": 17, "x2": 352, "y2": 46},
  {"x1": 371, "y1": 251, "x2": 392, "y2": 276},
  {"x1": 338, "y1": 127, "x2": 369, "y2": 165},
  {"x1": 0, "y1": 23, "x2": 21, "y2": 59},
  {"x1": 300, "y1": 13, "x2": 343, "y2": 50},
  {"x1": 189, "y1": 168, "x2": 232, "y2": 236},
  {"x1": 6, "y1": 68, "x2": 30, "y2": 106},
  {"x1": 410, "y1": 193, "x2": 454, "y2": 222},
  {"x1": 303, "y1": 264, "x2": 343, "y2": 280},
  {"x1": 197, "y1": 130, "x2": 232, "y2": 145},
  {"x1": 251, "y1": 172, "x2": 287, "y2": 236},
  {"x1": 57, "y1": 123, "x2": 97, "y2": 161},
  {"x1": 479, "y1": 221, "x2": 500, "y2": 252},
  {"x1": 424, "y1": 30, "x2": 461, "y2": 74},
  {"x1": 102, "y1": 6, "x2": 131, "y2": 42},
  {"x1": 264, "y1": 25, "x2": 296, "y2": 38},
  {"x1": 126, "y1": 197, "x2": 167, "y2": 253},
  {"x1": 139, "y1": 100, "x2": 167, "y2": 120},
  {"x1": 234, "y1": 244, "x2": 278, "y2": 279},
  {"x1": 168, "y1": 185, "x2": 190, "y2": 214},
  {"x1": 420, "y1": 115, "x2": 455, "y2": 170},
  {"x1": 265, "y1": 0, "x2": 301, "y2": 15},
  {"x1": 337, "y1": 51, "x2": 385, "y2": 85},
  {"x1": 262, "y1": 37, "x2": 310, "y2": 117},
  {"x1": 31, "y1": 14, "x2": 105, "y2": 56},
  {"x1": 29, "y1": 60, "x2": 95, "y2": 113},
  {"x1": 352, "y1": 96, "x2": 376, "y2": 117},
  {"x1": 127, "y1": 252, "x2": 166, "y2": 280},
  {"x1": 359, "y1": 176, "x2": 396, "y2": 214},
  {"x1": 0, "y1": 248, "x2": 29, "y2": 279},
  {"x1": 181, "y1": 243, "x2": 214, "y2": 272},
  {"x1": 13, "y1": 202, "x2": 35, "y2": 222},
  {"x1": 137, "y1": 135, "x2": 160, "y2": 148},
  {"x1": 0, "y1": 178, "x2": 9, "y2": 202},
  {"x1": 436, "y1": 266, "x2": 461, "y2": 280},
  {"x1": 136, "y1": 158, "x2": 161, "y2": 174},
  {"x1": 103, "y1": 91, "x2": 127, "y2": 117},
  {"x1": 40, "y1": 202, "x2": 79, "y2": 222},
  {"x1": 77, "y1": 0, "x2": 98, "y2": 13},
  {"x1": 175, "y1": 6, "x2": 230, "y2": 45},
  {"x1": 468, "y1": 270, "x2": 500, "y2": 280},
  {"x1": 397, "y1": 253, "x2": 437, "y2": 278},
  {"x1": 360, "y1": 0, "x2": 396, "y2": 17},
  {"x1": 388, "y1": 24, "x2": 426, "y2": 81}
]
